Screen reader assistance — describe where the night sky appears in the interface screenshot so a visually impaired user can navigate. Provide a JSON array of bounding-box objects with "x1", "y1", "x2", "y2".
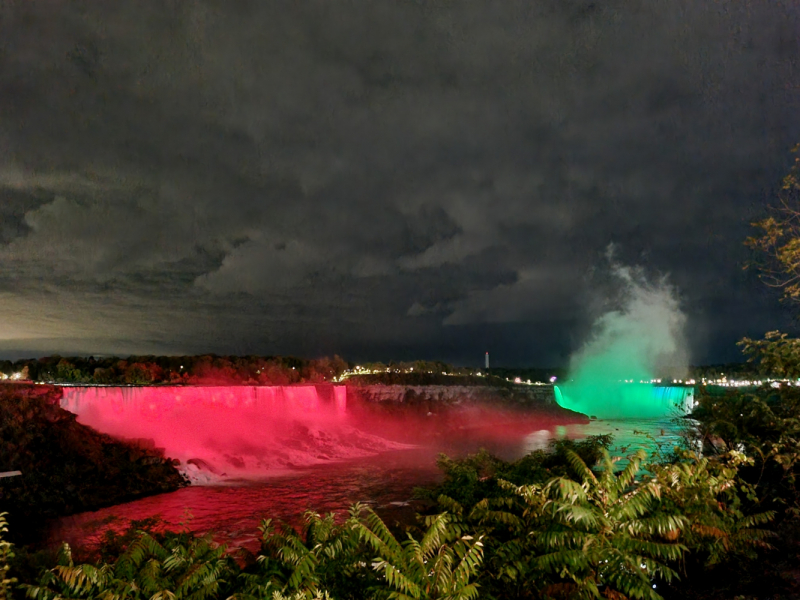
[{"x1": 1, "y1": 1, "x2": 799, "y2": 366}]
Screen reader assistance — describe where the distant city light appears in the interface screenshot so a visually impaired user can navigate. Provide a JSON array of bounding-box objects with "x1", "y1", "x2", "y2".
[{"x1": 328, "y1": 364, "x2": 795, "y2": 389}]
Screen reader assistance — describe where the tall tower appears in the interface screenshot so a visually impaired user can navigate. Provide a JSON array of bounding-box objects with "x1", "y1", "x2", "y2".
[{"x1": 485, "y1": 351, "x2": 489, "y2": 370}]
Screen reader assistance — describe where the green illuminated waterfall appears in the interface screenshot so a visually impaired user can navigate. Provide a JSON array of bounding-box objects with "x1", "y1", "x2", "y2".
[
  {"x1": 555, "y1": 382, "x2": 693, "y2": 419},
  {"x1": 555, "y1": 256, "x2": 690, "y2": 419},
  {"x1": 553, "y1": 344, "x2": 693, "y2": 418}
]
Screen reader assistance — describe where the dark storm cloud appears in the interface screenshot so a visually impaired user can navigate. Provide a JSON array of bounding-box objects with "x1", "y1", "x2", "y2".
[{"x1": 0, "y1": 0, "x2": 798, "y2": 364}]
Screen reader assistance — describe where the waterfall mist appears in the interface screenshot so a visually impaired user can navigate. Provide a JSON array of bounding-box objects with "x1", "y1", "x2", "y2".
[{"x1": 557, "y1": 257, "x2": 690, "y2": 419}]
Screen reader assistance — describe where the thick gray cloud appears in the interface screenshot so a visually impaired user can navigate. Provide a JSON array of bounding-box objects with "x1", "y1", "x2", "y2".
[{"x1": 0, "y1": 0, "x2": 798, "y2": 365}]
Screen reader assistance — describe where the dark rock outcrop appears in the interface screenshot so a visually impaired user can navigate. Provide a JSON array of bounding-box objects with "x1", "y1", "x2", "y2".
[
  {"x1": 0, "y1": 384, "x2": 186, "y2": 542},
  {"x1": 346, "y1": 383, "x2": 582, "y2": 413}
]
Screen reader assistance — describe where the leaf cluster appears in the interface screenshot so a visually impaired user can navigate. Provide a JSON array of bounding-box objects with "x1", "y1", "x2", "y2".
[
  {"x1": 691, "y1": 381, "x2": 800, "y2": 516},
  {"x1": 353, "y1": 507, "x2": 484, "y2": 600},
  {"x1": 739, "y1": 331, "x2": 800, "y2": 379},
  {"x1": 236, "y1": 509, "x2": 371, "y2": 600},
  {"x1": 744, "y1": 144, "x2": 800, "y2": 303},
  {"x1": 23, "y1": 529, "x2": 237, "y2": 600},
  {"x1": 1, "y1": 513, "x2": 16, "y2": 600},
  {"x1": 417, "y1": 439, "x2": 774, "y2": 600},
  {"x1": 421, "y1": 435, "x2": 613, "y2": 510}
]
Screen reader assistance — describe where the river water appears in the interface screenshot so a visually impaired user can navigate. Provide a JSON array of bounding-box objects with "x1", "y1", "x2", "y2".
[{"x1": 50, "y1": 414, "x2": 690, "y2": 555}]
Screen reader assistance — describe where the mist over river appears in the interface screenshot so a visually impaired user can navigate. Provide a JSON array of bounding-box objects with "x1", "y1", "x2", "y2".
[{"x1": 49, "y1": 414, "x2": 690, "y2": 555}]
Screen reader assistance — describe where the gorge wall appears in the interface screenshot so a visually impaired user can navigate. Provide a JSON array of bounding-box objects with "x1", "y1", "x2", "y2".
[
  {"x1": 344, "y1": 383, "x2": 587, "y2": 447},
  {"x1": 345, "y1": 383, "x2": 560, "y2": 408}
]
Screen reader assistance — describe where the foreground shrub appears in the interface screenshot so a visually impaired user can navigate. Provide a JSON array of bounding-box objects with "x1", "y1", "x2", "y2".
[
  {"x1": 646, "y1": 451, "x2": 774, "y2": 568},
  {"x1": 460, "y1": 449, "x2": 685, "y2": 600},
  {"x1": 1, "y1": 513, "x2": 16, "y2": 600},
  {"x1": 22, "y1": 531, "x2": 237, "y2": 600},
  {"x1": 424, "y1": 445, "x2": 776, "y2": 600},
  {"x1": 353, "y1": 507, "x2": 484, "y2": 600},
  {"x1": 692, "y1": 381, "x2": 800, "y2": 517},
  {"x1": 236, "y1": 508, "x2": 372, "y2": 600},
  {"x1": 425, "y1": 435, "x2": 613, "y2": 511}
]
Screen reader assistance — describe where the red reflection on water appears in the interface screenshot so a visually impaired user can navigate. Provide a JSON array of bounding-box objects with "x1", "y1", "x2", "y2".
[{"x1": 50, "y1": 449, "x2": 443, "y2": 555}]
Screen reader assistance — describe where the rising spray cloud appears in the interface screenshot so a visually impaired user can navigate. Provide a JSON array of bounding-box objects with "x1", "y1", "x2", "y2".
[{"x1": 557, "y1": 255, "x2": 689, "y2": 419}]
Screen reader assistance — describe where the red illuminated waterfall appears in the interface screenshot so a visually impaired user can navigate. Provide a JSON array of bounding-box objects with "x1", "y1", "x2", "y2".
[
  {"x1": 60, "y1": 385, "x2": 347, "y2": 418},
  {"x1": 59, "y1": 385, "x2": 399, "y2": 482}
]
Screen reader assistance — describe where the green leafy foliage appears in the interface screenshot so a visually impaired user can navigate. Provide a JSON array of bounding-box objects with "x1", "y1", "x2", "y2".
[
  {"x1": 422, "y1": 435, "x2": 613, "y2": 511},
  {"x1": 11, "y1": 506, "x2": 483, "y2": 600},
  {"x1": 352, "y1": 506, "x2": 483, "y2": 600},
  {"x1": 682, "y1": 333, "x2": 800, "y2": 597},
  {"x1": 739, "y1": 331, "x2": 800, "y2": 379},
  {"x1": 420, "y1": 440, "x2": 779, "y2": 600},
  {"x1": 492, "y1": 449, "x2": 685, "y2": 600},
  {"x1": 3, "y1": 355, "x2": 349, "y2": 386},
  {"x1": 1, "y1": 513, "x2": 16, "y2": 600},
  {"x1": 691, "y1": 381, "x2": 800, "y2": 517},
  {"x1": 236, "y1": 508, "x2": 372, "y2": 600},
  {"x1": 744, "y1": 144, "x2": 800, "y2": 303},
  {"x1": 23, "y1": 530, "x2": 237, "y2": 600},
  {"x1": 646, "y1": 451, "x2": 775, "y2": 567},
  {"x1": 95, "y1": 517, "x2": 168, "y2": 565}
]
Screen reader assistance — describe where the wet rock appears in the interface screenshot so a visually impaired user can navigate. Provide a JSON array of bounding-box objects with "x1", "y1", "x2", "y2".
[{"x1": 187, "y1": 458, "x2": 219, "y2": 474}]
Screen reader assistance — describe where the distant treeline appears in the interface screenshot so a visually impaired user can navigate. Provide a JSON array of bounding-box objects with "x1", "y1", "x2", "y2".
[
  {"x1": 0, "y1": 354, "x2": 762, "y2": 386},
  {"x1": 345, "y1": 373, "x2": 491, "y2": 387},
  {"x1": 0, "y1": 355, "x2": 349, "y2": 385},
  {"x1": 346, "y1": 363, "x2": 566, "y2": 385},
  {"x1": 348, "y1": 360, "x2": 470, "y2": 375}
]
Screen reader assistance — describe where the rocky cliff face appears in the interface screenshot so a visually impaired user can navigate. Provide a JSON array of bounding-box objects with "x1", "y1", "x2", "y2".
[
  {"x1": 345, "y1": 383, "x2": 588, "y2": 445},
  {"x1": 346, "y1": 384, "x2": 571, "y2": 412}
]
